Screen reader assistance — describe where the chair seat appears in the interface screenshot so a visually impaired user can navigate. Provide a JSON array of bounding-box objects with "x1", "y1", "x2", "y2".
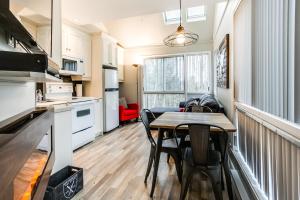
[
  {"x1": 183, "y1": 147, "x2": 221, "y2": 166},
  {"x1": 123, "y1": 109, "x2": 139, "y2": 116},
  {"x1": 162, "y1": 138, "x2": 181, "y2": 149}
]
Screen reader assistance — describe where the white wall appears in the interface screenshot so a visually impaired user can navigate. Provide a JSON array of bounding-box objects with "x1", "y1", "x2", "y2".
[
  {"x1": 0, "y1": 82, "x2": 36, "y2": 121},
  {"x1": 120, "y1": 42, "x2": 213, "y2": 104},
  {"x1": 213, "y1": 0, "x2": 240, "y2": 120}
]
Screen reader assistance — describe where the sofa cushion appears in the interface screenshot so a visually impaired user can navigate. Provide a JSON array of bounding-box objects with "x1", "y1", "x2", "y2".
[
  {"x1": 119, "y1": 97, "x2": 128, "y2": 109},
  {"x1": 200, "y1": 97, "x2": 220, "y2": 112},
  {"x1": 123, "y1": 109, "x2": 138, "y2": 116}
]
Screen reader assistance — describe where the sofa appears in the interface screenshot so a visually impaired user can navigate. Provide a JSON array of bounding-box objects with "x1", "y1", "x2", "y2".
[
  {"x1": 179, "y1": 94, "x2": 225, "y2": 113},
  {"x1": 148, "y1": 94, "x2": 225, "y2": 122}
]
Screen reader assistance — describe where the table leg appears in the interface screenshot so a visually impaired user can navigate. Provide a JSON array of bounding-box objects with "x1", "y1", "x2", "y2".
[{"x1": 150, "y1": 128, "x2": 164, "y2": 198}]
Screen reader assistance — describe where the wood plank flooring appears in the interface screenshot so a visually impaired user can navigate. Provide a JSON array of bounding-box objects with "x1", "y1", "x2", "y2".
[{"x1": 73, "y1": 122, "x2": 228, "y2": 200}]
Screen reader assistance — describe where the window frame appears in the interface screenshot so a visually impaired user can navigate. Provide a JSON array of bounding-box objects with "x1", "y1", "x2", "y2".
[
  {"x1": 142, "y1": 51, "x2": 212, "y2": 108},
  {"x1": 163, "y1": 9, "x2": 181, "y2": 25},
  {"x1": 186, "y1": 6, "x2": 207, "y2": 23}
]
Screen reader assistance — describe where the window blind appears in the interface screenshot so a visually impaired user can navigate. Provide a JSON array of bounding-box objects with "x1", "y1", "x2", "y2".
[
  {"x1": 252, "y1": 0, "x2": 290, "y2": 119},
  {"x1": 234, "y1": 0, "x2": 252, "y2": 105}
]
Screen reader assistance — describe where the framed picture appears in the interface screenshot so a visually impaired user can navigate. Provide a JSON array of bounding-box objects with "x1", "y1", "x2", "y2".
[{"x1": 216, "y1": 34, "x2": 229, "y2": 88}]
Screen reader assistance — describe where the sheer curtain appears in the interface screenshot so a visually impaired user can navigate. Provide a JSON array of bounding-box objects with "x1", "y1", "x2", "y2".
[
  {"x1": 143, "y1": 53, "x2": 211, "y2": 109},
  {"x1": 186, "y1": 53, "x2": 211, "y2": 95}
]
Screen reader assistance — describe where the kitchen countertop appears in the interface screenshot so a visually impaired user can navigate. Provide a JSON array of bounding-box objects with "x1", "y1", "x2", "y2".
[{"x1": 36, "y1": 96, "x2": 100, "y2": 111}]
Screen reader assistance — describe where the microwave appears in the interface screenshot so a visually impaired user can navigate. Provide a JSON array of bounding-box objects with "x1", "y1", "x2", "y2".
[{"x1": 59, "y1": 56, "x2": 84, "y2": 76}]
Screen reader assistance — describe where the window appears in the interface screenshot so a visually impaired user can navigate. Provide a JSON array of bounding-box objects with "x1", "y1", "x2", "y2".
[
  {"x1": 163, "y1": 9, "x2": 181, "y2": 25},
  {"x1": 143, "y1": 53, "x2": 211, "y2": 108},
  {"x1": 186, "y1": 6, "x2": 206, "y2": 22},
  {"x1": 186, "y1": 54, "x2": 210, "y2": 95}
]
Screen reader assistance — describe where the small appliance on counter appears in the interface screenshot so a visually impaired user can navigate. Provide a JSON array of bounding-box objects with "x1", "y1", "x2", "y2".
[
  {"x1": 43, "y1": 82, "x2": 96, "y2": 150},
  {"x1": 75, "y1": 84, "x2": 83, "y2": 97}
]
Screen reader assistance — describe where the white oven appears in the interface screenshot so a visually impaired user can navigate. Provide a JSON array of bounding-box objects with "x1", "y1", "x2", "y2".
[
  {"x1": 72, "y1": 101, "x2": 95, "y2": 133},
  {"x1": 71, "y1": 101, "x2": 95, "y2": 150}
]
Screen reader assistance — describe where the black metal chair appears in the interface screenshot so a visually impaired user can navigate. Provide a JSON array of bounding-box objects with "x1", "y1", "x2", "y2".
[
  {"x1": 174, "y1": 123, "x2": 228, "y2": 200},
  {"x1": 140, "y1": 109, "x2": 182, "y2": 186}
]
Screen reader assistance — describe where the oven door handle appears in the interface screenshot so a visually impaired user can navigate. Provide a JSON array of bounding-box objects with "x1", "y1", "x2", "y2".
[{"x1": 76, "y1": 109, "x2": 91, "y2": 117}]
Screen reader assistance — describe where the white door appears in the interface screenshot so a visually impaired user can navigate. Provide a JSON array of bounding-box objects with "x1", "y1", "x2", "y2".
[
  {"x1": 105, "y1": 91, "x2": 119, "y2": 132},
  {"x1": 105, "y1": 69, "x2": 118, "y2": 89}
]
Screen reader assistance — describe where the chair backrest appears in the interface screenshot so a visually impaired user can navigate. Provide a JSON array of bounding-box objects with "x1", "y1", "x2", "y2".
[
  {"x1": 175, "y1": 123, "x2": 228, "y2": 166},
  {"x1": 140, "y1": 109, "x2": 156, "y2": 146}
]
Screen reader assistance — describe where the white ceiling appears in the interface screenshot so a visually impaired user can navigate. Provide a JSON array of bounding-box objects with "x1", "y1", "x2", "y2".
[
  {"x1": 61, "y1": 0, "x2": 227, "y2": 48},
  {"x1": 105, "y1": 11, "x2": 214, "y2": 48},
  {"x1": 62, "y1": 0, "x2": 214, "y2": 23}
]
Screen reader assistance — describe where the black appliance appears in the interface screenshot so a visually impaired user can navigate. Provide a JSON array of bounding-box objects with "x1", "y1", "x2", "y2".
[{"x1": 0, "y1": 0, "x2": 60, "y2": 82}]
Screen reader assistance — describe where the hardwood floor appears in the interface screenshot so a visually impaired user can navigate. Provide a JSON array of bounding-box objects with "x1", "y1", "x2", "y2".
[{"x1": 73, "y1": 122, "x2": 228, "y2": 200}]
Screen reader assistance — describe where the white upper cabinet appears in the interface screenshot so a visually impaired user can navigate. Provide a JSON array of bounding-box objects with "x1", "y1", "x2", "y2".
[
  {"x1": 82, "y1": 35, "x2": 92, "y2": 79},
  {"x1": 63, "y1": 24, "x2": 92, "y2": 80},
  {"x1": 117, "y1": 46, "x2": 124, "y2": 82},
  {"x1": 62, "y1": 25, "x2": 84, "y2": 59},
  {"x1": 102, "y1": 34, "x2": 117, "y2": 67}
]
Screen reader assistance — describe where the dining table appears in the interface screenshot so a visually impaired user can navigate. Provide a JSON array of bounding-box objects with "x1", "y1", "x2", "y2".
[{"x1": 149, "y1": 112, "x2": 236, "y2": 197}]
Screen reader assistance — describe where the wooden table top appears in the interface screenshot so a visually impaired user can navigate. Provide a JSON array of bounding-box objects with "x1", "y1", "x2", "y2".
[{"x1": 150, "y1": 112, "x2": 236, "y2": 132}]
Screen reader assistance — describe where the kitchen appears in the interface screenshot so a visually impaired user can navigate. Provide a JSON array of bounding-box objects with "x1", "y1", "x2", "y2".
[
  {"x1": 2, "y1": 0, "x2": 299, "y2": 199},
  {"x1": 0, "y1": 0, "x2": 123, "y2": 198}
]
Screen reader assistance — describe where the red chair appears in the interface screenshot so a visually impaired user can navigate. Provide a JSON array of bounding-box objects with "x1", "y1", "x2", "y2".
[{"x1": 119, "y1": 103, "x2": 139, "y2": 123}]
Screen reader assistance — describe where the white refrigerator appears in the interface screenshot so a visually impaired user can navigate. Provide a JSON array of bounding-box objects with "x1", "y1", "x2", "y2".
[{"x1": 103, "y1": 66, "x2": 119, "y2": 132}]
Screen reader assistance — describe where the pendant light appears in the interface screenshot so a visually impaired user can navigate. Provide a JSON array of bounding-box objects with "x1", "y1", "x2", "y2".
[{"x1": 163, "y1": 0, "x2": 199, "y2": 47}]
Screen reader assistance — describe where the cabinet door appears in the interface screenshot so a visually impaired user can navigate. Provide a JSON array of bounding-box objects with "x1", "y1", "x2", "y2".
[
  {"x1": 117, "y1": 46, "x2": 124, "y2": 82},
  {"x1": 111, "y1": 42, "x2": 117, "y2": 66},
  {"x1": 68, "y1": 30, "x2": 83, "y2": 58},
  {"x1": 82, "y1": 35, "x2": 92, "y2": 79},
  {"x1": 102, "y1": 37, "x2": 111, "y2": 65},
  {"x1": 102, "y1": 36, "x2": 117, "y2": 66},
  {"x1": 62, "y1": 27, "x2": 69, "y2": 56}
]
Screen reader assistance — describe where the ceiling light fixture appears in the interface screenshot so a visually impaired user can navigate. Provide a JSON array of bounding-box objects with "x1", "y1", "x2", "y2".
[{"x1": 163, "y1": 0, "x2": 199, "y2": 47}]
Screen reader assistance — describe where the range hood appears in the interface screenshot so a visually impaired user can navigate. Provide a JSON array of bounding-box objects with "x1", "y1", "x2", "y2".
[{"x1": 0, "y1": 0, "x2": 61, "y2": 82}]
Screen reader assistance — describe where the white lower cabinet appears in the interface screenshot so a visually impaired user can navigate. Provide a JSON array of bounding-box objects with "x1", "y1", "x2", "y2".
[
  {"x1": 95, "y1": 99, "x2": 104, "y2": 137},
  {"x1": 52, "y1": 105, "x2": 73, "y2": 174}
]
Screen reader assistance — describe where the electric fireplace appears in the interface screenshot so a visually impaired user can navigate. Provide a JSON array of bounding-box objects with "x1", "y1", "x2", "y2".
[{"x1": 0, "y1": 108, "x2": 54, "y2": 200}]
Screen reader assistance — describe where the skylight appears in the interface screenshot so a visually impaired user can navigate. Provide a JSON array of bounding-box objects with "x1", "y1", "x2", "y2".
[
  {"x1": 186, "y1": 6, "x2": 206, "y2": 22},
  {"x1": 163, "y1": 9, "x2": 181, "y2": 25}
]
